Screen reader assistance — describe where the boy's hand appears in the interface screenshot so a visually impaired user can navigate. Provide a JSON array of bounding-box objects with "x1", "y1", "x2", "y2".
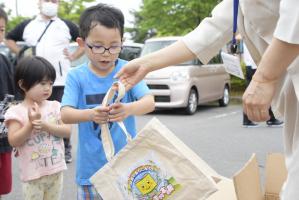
[
  {"x1": 91, "y1": 106, "x2": 110, "y2": 124},
  {"x1": 28, "y1": 102, "x2": 41, "y2": 122},
  {"x1": 108, "y1": 103, "x2": 130, "y2": 122}
]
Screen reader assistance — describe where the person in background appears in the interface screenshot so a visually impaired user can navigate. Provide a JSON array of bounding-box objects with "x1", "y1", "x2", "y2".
[
  {"x1": 60, "y1": 4, "x2": 154, "y2": 199},
  {"x1": 242, "y1": 42, "x2": 283, "y2": 127},
  {"x1": 115, "y1": 0, "x2": 299, "y2": 199},
  {"x1": 0, "y1": 7, "x2": 14, "y2": 200},
  {"x1": 5, "y1": 56, "x2": 71, "y2": 200},
  {"x1": 5, "y1": 0, "x2": 84, "y2": 164}
]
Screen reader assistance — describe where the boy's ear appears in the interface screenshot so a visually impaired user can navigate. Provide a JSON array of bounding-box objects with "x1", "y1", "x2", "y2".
[{"x1": 76, "y1": 37, "x2": 85, "y2": 48}]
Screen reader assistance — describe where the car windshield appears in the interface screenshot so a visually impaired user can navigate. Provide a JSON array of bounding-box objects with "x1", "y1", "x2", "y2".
[
  {"x1": 119, "y1": 46, "x2": 142, "y2": 61},
  {"x1": 141, "y1": 40, "x2": 195, "y2": 65}
]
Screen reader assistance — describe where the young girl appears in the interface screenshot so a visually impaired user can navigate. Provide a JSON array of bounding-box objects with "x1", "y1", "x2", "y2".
[{"x1": 5, "y1": 56, "x2": 71, "y2": 200}]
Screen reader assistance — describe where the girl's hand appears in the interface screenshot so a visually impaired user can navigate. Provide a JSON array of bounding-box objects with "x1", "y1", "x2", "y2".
[
  {"x1": 31, "y1": 119, "x2": 43, "y2": 132},
  {"x1": 108, "y1": 103, "x2": 130, "y2": 122},
  {"x1": 91, "y1": 106, "x2": 110, "y2": 124},
  {"x1": 28, "y1": 102, "x2": 41, "y2": 122}
]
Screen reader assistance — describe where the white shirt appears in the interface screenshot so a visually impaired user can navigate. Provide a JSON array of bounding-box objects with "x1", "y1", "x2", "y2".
[
  {"x1": 242, "y1": 43, "x2": 257, "y2": 69},
  {"x1": 21, "y1": 15, "x2": 77, "y2": 86},
  {"x1": 182, "y1": 0, "x2": 299, "y2": 199}
]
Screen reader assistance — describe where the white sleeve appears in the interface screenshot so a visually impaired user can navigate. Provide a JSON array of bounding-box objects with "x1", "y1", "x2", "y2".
[
  {"x1": 274, "y1": 0, "x2": 299, "y2": 44},
  {"x1": 182, "y1": 0, "x2": 233, "y2": 64}
]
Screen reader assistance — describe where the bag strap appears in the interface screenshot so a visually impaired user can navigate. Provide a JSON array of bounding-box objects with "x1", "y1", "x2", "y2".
[
  {"x1": 36, "y1": 19, "x2": 53, "y2": 44},
  {"x1": 230, "y1": 0, "x2": 239, "y2": 54},
  {"x1": 100, "y1": 81, "x2": 132, "y2": 161}
]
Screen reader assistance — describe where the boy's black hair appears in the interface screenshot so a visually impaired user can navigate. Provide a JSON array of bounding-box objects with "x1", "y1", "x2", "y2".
[
  {"x1": 79, "y1": 3, "x2": 124, "y2": 40},
  {"x1": 15, "y1": 56, "x2": 56, "y2": 94},
  {"x1": 0, "y1": 7, "x2": 8, "y2": 23}
]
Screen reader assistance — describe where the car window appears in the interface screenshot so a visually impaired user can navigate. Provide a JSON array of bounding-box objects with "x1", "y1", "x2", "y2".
[
  {"x1": 119, "y1": 46, "x2": 142, "y2": 61},
  {"x1": 142, "y1": 40, "x2": 197, "y2": 65},
  {"x1": 141, "y1": 40, "x2": 174, "y2": 56}
]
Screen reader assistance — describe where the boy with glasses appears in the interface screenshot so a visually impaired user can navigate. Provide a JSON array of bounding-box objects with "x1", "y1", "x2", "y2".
[{"x1": 60, "y1": 4, "x2": 154, "y2": 199}]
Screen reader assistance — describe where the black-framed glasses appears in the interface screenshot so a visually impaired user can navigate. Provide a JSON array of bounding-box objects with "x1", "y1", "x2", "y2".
[{"x1": 86, "y1": 43, "x2": 122, "y2": 54}]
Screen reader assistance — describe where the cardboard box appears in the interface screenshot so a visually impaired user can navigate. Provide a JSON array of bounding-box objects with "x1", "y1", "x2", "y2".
[
  {"x1": 203, "y1": 153, "x2": 287, "y2": 200},
  {"x1": 233, "y1": 153, "x2": 287, "y2": 200}
]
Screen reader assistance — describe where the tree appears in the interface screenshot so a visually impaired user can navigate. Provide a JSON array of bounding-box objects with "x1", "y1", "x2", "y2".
[
  {"x1": 130, "y1": 0, "x2": 219, "y2": 42},
  {"x1": 58, "y1": 0, "x2": 94, "y2": 24}
]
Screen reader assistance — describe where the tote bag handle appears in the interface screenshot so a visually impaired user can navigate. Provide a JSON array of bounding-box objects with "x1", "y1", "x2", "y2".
[{"x1": 100, "y1": 81, "x2": 132, "y2": 161}]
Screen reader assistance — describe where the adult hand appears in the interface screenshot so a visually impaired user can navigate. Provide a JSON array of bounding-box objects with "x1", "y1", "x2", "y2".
[
  {"x1": 242, "y1": 79, "x2": 276, "y2": 122},
  {"x1": 63, "y1": 48, "x2": 74, "y2": 61},
  {"x1": 114, "y1": 58, "x2": 149, "y2": 90}
]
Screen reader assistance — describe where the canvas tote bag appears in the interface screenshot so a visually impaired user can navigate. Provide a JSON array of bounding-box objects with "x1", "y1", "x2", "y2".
[{"x1": 91, "y1": 81, "x2": 218, "y2": 200}]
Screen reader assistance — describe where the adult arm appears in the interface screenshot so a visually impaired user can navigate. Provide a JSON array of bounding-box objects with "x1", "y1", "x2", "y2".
[
  {"x1": 64, "y1": 45, "x2": 85, "y2": 62},
  {"x1": 5, "y1": 39, "x2": 21, "y2": 54},
  {"x1": 62, "y1": 19, "x2": 85, "y2": 61},
  {"x1": 243, "y1": 38, "x2": 299, "y2": 121},
  {"x1": 242, "y1": 0, "x2": 299, "y2": 121},
  {"x1": 115, "y1": 0, "x2": 233, "y2": 89},
  {"x1": 5, "y1": 19, "x2": 31, "y2": 54}
]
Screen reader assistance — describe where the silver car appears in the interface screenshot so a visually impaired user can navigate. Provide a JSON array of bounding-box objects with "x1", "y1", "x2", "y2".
[{"x1": 143, "y1": 37, "x2": 230, "y2": 115}]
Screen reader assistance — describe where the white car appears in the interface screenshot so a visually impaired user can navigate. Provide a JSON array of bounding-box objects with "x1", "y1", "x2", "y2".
[{"x1": 143, "y1": 37, "x2": 231, "y2": 115}]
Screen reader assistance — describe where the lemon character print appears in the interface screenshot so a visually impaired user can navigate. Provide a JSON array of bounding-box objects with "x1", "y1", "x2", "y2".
[
  {"x1": 48, "y1": 114, "x2": 57, "y2": 124},
  {"x1": 135, "y1": 173, "x2": 157, "y2": 195},
  {"x1": 31, "y1": 152, "x2": 39, "y2": 160}
]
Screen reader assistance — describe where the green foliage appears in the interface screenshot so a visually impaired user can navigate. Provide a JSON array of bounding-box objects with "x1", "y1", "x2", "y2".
[
  {"x1": 58, "y1": 0, "x2": 94, "y2": 24},
  {"x1": 7, "y1": 16, "x2": 30, "y2": 32},
  {"x1": 130, "y1": 0, "x2": 219, "y2": 42}
]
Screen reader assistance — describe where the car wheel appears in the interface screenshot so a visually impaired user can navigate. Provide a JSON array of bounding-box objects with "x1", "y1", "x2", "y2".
[
  {"x1": 184, "y1": 88, "x2": 198, "y2": 115},
  {"x1": 219, "y1": 85, "x2": 230, "y2": 107}
]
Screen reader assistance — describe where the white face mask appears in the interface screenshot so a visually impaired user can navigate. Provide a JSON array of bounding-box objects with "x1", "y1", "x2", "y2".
[{"x1": 41, "y1": 2, "x2": 58, "y2": 17}]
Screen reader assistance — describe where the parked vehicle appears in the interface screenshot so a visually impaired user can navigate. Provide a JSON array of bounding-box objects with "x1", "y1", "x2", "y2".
[
  {"x1": 119, "y1": 42, "x2": 143, "y2": 61},
  {"x1": 142, "y1": 37, "x2": 231, "y2": 115}
]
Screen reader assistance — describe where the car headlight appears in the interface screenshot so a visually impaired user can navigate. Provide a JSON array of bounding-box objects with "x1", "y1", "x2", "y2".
[{"x1": 170, "y1": 71, "x2": 190, "y2": 82}]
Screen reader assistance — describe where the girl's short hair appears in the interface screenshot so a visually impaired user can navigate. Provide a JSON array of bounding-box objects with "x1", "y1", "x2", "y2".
[{"x1": 15, "y1": 56, "x2": 56, "y2": 94}]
